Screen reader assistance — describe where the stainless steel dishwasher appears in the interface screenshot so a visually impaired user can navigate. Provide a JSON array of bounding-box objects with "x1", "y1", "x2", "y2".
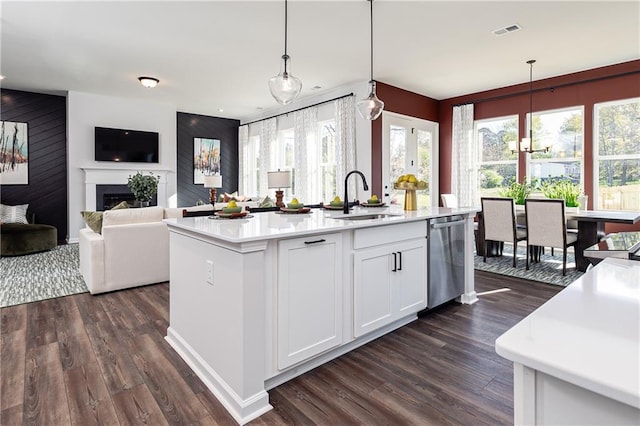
[{"x1": 427, "y1": 215, "x2": 466, "y2": 309}]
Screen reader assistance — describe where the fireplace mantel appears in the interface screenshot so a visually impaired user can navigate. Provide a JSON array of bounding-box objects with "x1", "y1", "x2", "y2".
[{"x1": 82, "y1": 167, "x2": 171, "y2": 211}]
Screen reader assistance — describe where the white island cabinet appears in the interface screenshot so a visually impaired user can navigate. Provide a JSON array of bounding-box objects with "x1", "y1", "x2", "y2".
[
  {"x1": 496, "y1": 257, "x2": 640, "y2": 426},
  {"x1": 353, "y1": 221, "x2": 427, "y2": 337},
  {"x1": 165, "y1": 206, "x2": 478, "y2": 424},
  {"x1": 277, "y1": 233, "x2": 343, "y2": 369}
]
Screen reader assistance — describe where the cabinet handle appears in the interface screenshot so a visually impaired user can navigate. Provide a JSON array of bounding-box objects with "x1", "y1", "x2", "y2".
[
  {"x1": 398, "y1": 251, "x2": 402, "y2": 271},
  {"x1": 304, "y1": 239, "x2": 326, "y2": 245},
  {"x1": 392, "y1": 252, "x2": 397, "y2": 272}
]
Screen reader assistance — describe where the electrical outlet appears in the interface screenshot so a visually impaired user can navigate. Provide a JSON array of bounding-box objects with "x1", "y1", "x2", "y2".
[{"x1": 206, "y1": 260, "x2": 214, "y2": 285}]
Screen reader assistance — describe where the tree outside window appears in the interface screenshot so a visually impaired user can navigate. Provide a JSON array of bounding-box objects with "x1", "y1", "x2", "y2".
[{"x1": 594, "y1": 97, "x2": 640, "y2": 211}]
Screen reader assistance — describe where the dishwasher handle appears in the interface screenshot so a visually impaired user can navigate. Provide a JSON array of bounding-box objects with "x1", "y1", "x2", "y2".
[{"x1": 430, "y1": 218, "x2": 466, "y2": 229}]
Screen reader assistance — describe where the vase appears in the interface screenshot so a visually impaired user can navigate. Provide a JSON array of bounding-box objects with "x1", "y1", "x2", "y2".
[{"x1": 135, "y1": 200, "x2": 150, "y2": 208}]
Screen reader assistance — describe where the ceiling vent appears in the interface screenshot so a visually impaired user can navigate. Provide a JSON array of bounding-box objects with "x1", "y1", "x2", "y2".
[{"x1": 493, "y1": 24, "x2": 522, "y2": 36}]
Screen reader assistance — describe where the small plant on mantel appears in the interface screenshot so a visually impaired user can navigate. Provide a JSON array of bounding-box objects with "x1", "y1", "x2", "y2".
[
  {"x1": 498, "y1": 178, "x2": 532, "y2": 205},
  {"x1": 540, "y1": 176, "x2": 581, "y2": 207},
  {"x1": 127, "y1": 171, "x2": 160, "y2": 205}
]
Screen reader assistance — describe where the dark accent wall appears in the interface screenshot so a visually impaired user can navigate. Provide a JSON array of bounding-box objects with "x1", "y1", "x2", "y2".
[
  {"x1": 176, "y1": 112, "x2": 240, "y2": 206},
  {"x1": 1, "y1": 89, "x2": 68, "y2": 242},
  {"x1": 370, "y1": 82, "x2": 440, "y2": 197}
]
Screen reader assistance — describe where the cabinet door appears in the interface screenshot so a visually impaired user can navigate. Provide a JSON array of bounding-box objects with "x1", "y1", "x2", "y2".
[
  {"x1": 353, "y1": 245, "x2": 393, "y2": 338},
  {"x1": 277, "y1": 233, "x2": 343, "y2": 369},
  {"x1": 393, "y1": 239, "x2": 427, "y2": 316}
]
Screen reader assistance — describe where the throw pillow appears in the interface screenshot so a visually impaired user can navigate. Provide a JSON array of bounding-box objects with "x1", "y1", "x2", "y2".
[
  {"x1": 259, "y1": 196, "x2": 274, "y2": 208},
  {"x1": 81, "y1": 201, "x2": 129, "y2": 234},
  {"x1": 223, "y1": 192, "x2": 239, "y2": 202},
  {"x1": 0, "y1": 203, "x2": 29, "y2": 224}
]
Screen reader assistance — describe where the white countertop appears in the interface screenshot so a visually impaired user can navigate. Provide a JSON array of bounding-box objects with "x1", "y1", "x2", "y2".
[
  {"x1": 165, "y1": 205, "x2": 477, "y2": 244},
  {"x1": 495, "y1": 257, "x2": 640, "y2": 408}
]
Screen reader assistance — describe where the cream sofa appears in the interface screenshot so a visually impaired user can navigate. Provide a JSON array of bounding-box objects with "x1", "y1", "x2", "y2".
[
  {"x1": 79, "y1": 203, "x2": 261, "y2": 294},
  {"x1": 80, "y1": 206, "x2": 172, "y2": 294}
]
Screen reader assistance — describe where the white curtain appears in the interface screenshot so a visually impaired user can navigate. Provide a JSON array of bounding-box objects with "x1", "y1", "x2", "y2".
[
  {"x1": 451, "y1": 103, "x2": 478, "y2": 207},
  {"x1": 293, "y1": 106, "x2": 318, "y2": 202},
  {"x1": 335, "y1": 96, "x2": 357, "y2": 201},
  {"x1": 238, "y1": 124, "x2": 249, "y2": 195},
  {"x1": 258, "y1": 118, "x2": 277, "y2": 198}
]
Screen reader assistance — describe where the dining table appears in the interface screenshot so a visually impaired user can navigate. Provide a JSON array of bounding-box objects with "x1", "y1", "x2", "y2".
[
  {"x1": 566, "y1": 210, "x2": 640, "y2": 272},
  {"x1": 476, "y1": 207, "x2": 640, "y2": 272}
]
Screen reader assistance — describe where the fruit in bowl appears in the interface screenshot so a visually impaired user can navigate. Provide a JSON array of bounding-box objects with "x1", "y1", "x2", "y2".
[
  {"x1": 222, "y1": 200, "x2": 242, "y2": 214},
  {"x1": 329, "y1": 196, "x2": 344, "y2": 207},
  {"x1": 394, "y1": 174, "x2": 428, "y2": 190},
  {"x1": 367, "y1": 194, "x2": 381, "y2": 204},
  {"x1": 287, "y1": 198, "x2": 304, "y2": 210}
]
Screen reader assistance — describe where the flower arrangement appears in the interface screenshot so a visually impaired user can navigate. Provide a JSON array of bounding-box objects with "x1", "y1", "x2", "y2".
[
  {"x1": 540, "y1": 176, "x2": 581, "y2": 207},
  {"x1": 127, "y1": 171, "x2": 160, "y2": 202}
]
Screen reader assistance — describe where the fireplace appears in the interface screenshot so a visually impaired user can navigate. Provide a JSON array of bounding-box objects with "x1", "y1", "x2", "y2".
[
  {"x1": 96, "y1": 185, "x2": 157, "y2": 211},
  {"x1": 83, "y1": 168, "x2": 169, "y2": 212}
]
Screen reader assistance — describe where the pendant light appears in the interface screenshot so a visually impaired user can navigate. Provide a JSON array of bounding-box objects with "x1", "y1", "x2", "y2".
[
  {"x1": 357, "y1": 0, "x2": 384, "y2": 121},
  {"x1": 510, "y1": 59, "x2": 551, "y2": 154},
  {"x1": 268, "y1": 0, "x2": 302, "y2": 105}
]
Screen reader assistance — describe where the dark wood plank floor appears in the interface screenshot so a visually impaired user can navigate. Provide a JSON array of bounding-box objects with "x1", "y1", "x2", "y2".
[{"x1": 1, "y1": 271, "x2": 561, "y2": 425}]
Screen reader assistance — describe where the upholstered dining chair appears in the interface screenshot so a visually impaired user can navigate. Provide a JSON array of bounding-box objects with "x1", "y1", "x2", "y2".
[
  {"x1": 441, "y1": 193, "x2": 458, "y2": 208},
  {"x1": 481, "y1": 197, "x2": 527, "y2": 267},
  {"x1": 525, "y1": 198, "x2": 578, "y2": 276}
]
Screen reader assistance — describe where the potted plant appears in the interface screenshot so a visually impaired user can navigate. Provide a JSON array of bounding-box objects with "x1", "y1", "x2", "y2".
[
  {"x1": 498, "y1": 178, "x2": 532, "y2": 205},
  {"x1": 540, "y1": 176, "x2": 581, "y2": 208},
  {"x1": 127, "y1": 171, "x2": 160, "y2": 207}
]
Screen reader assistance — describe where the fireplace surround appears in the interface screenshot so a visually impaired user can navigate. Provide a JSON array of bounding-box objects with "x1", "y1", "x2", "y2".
[{"x1": 82, "y1": 167, "x2": 169, "y2": 211}]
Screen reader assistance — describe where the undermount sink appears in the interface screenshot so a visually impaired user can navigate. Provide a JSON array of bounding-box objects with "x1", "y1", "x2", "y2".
[{"x1": 334, "y1": 213, "x2": 399, "y2": 221}]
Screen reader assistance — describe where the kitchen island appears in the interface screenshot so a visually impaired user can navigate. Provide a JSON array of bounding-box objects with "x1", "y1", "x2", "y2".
[
  {"x1": 496, "y1": 257, "x2": 640, "y2": 425},
  {"x1": 165, "y1": 205, "x2": 478, "y2": 424}
]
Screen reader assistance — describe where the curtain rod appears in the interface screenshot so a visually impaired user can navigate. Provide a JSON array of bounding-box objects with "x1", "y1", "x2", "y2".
[
  {"x1": 241, "y1": 92, "x2": 354, "y2": 126},
  {"x1": 452, "y1": 69, "x2": 640, "y2": 107}
]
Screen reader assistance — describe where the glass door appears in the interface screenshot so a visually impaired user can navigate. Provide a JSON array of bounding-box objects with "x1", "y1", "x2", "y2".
[{"x1": 382, "y1": 112, "x2": 438, "y2": 208}]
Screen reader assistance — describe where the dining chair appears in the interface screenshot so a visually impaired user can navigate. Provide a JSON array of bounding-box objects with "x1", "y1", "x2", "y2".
[
  {"x1": 441, "y1": 194, "x2": 458, "y2": 208},
  {"x1": 481, "y1": 197, "x2": 527, "y2": 267},
  {"x1": 525, "y1": 198, "x2": 578, "y2": 276}
]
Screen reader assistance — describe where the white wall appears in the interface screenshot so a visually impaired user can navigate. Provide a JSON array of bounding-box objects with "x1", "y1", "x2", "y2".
[
  {"x1": 241, "y1": 80, "x2": 373, "y2": 199},
  {"x1": 67, "y1": 91, "x2": 177, "y2": 241}
]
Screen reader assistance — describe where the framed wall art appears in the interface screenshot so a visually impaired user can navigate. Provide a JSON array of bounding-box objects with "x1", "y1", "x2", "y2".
[
  {"x1": 193, "y1": 137, "x2": 221, "y2": 184},
  {"x1": 0, "y1": 121, "x2": 29, "y2": 185}
]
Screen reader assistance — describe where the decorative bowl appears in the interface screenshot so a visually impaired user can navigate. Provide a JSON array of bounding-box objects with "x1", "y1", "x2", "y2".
[
  {"x1": 287, "y1": 203, "x2": 304, "y2": 210},
  {"x1": 222, "y1": 206, "x2": 243, "y2": 214},
  {"x1": 367, "y1": 198, "x2": 382, "y2": 205}
]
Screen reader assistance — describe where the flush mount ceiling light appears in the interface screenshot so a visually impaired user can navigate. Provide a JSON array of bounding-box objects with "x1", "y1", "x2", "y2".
[
  {"x1": 357, "y1": 0, "x2": 384, "y2": 121},
  {"x1": 268, "y1": 0, "x2": 302, "y2": 105},
  {"x1": 138, "y1": 76, "x2": 159, "y2": 88}
]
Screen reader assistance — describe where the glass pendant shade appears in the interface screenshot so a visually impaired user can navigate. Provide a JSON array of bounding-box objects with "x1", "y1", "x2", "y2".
[
  {"x1": 268, "y1": 54, "x2": 302, "y2": 105},
  {"x1": 357, "y1": 81, "x2": 384, "y2": 120}
]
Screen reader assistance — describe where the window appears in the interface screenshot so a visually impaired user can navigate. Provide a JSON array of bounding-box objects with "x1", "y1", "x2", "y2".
[
  {"x1": 382, "y1": 112, "x2": 438, "y2": 207},
  {"x1": 240, "y1": 96, "x2": 354, "y2": 203},
  {"x1": 241, "y1": 134, "x2": 261, "y2": 196},
  {"x1": 475, "y1": 115, "x2": 518, "y2": 197},
  {"x1": 527, "y1": 106, "x2": 584, "y2": 186},
  {"x1": 318, "y1": 120, "x2": 337, "y2": 203},
  {"x1": 593, "y1": 97, "x2": 640, "y2": 211}
]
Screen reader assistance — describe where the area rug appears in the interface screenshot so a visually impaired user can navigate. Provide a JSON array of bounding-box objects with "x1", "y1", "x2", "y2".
[
  {"x1": 0, "y1": 244, "x2": 88, "y2": 308},
  {"x1": 474, "y1": 246, "x2": 584, "y2": 287}
]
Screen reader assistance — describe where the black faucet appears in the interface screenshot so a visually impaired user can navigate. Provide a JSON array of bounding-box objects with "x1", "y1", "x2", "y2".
[{"x1": 343, "y1": 170, "x2": 369, "y2": 214}]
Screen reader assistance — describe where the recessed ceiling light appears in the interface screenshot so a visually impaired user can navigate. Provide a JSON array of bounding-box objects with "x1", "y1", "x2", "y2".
[
  {"x1": 138, "y1": 76, "x2": 159, "y2": 88},
  {"x1": 0, "y1": 75, "x2": 5, "y2": 80},
  {"x1": 218, "y1": 108, "x2": 224, "y2": 113}
]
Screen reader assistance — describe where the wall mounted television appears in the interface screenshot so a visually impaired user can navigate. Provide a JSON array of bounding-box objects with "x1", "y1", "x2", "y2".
[{"x1": 94, "y1": 127, "x2": 159, "y2": 163}]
